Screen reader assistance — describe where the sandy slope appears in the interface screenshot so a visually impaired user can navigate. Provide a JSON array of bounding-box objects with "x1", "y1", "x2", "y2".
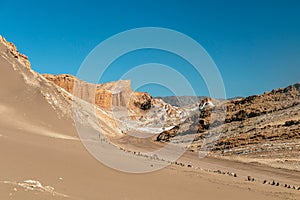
[
  {"x1": 0, "y1": 37, "x2": 299, "y2": 200},
  {"x1": 1, "y1": 128, "x2": 299, "y2": 200}
]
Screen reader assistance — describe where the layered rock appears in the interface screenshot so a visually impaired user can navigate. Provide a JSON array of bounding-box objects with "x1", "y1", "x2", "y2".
[
  {"x1": 43, "y1": 74, "x2": 152, "y2": 111},
  {"x1": 225, "y1": 83, "x2": 300, "y2": 122},
  {"x1": 184, "y1": 84, "x2": 300, "y2": 169},
  {"x1": 214, "y1": 119, "x2": 300, "y2": 151},
  {"x1": 156, "y1": 83, "x2": 300, "y2": 165}
]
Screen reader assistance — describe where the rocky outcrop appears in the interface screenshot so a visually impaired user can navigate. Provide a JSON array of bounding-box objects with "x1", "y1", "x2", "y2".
[
  {"x1": 155, "y1": 98, "x2": 213, "y2": 142},
  {"x1": 157, "y1": 83, "x2": 300, "y2": 150},
  {"x1": 213, "y1": 118, "x2": 300, "y2": 152},
  {"x1": 156, "y1": 126, "x2": 180, "y2": 142},
  {"x1": 133, "y1": 92, "x2": 152, "y2": 110},
  {"x1": 0, "y1": 36, "x2": 31, "y2": 69},
  {"x1": 43, "y1": 74, "x2": 153, "y2": 111},
  {"x1": 43, "y1": 74, "x2": 112, "y2": 109},
  {"x1": 185, "y1": 83, "x2": 300, "y2": 164},
  {"x1": 155, "y1": 83, "x2": 300, "y2": 165},
  {"x1": 197, "y1": 97, "x2": 214, "y2": 132},
  {"x1": 43, "y1": 74, "x2": 75, "y2": 92},
  {"x1": 225, "y1": 83, "x2": 300, "y2": 122}
]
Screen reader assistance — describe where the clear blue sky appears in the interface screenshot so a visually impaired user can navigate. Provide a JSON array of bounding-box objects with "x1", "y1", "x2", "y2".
[{"x1": 0, "y1": 0, "x2": 299, "y2": 98}]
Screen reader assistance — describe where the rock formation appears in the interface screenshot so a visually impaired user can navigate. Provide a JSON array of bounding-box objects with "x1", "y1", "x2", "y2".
[
  {"x1": 225, "y1": 83, "x2": 300, "y2": 123},
  {"x1": 155, "y1": 83, "x2": 300, "y2": 171},
  {"x1": 0, "y1": 36, "x2": 31, "y2": 69},
  {"x1": 43, "y1": 74, "x2": 152, "y2": 111}
]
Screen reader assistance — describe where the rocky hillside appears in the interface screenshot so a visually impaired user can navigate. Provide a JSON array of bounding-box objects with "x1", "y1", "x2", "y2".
[
  {"x1": 156, "y1": 83, "x2": 300, "y2": 170},
  {"x1": 214, "y1": 84, "x2": 300, "y2": 154},
  {"x1": 225, "y1": 84, "x2": 300, "y2": 122}
]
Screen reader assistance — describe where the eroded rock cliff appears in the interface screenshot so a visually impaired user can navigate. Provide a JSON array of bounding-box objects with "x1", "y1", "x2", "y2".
[{"x1": 43, "y1": 74, "x2": 152, "y2": 111}]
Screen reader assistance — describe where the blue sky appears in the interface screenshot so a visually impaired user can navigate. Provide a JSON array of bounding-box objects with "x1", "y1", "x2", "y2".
[{"x1": 0, "y1": 0, "x2": 299, "y2": 98}]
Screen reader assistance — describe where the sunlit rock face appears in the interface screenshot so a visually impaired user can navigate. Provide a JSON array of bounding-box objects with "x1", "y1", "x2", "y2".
[{"x1": 43, "y1": 75, "x2": 153, "y2": 111}]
